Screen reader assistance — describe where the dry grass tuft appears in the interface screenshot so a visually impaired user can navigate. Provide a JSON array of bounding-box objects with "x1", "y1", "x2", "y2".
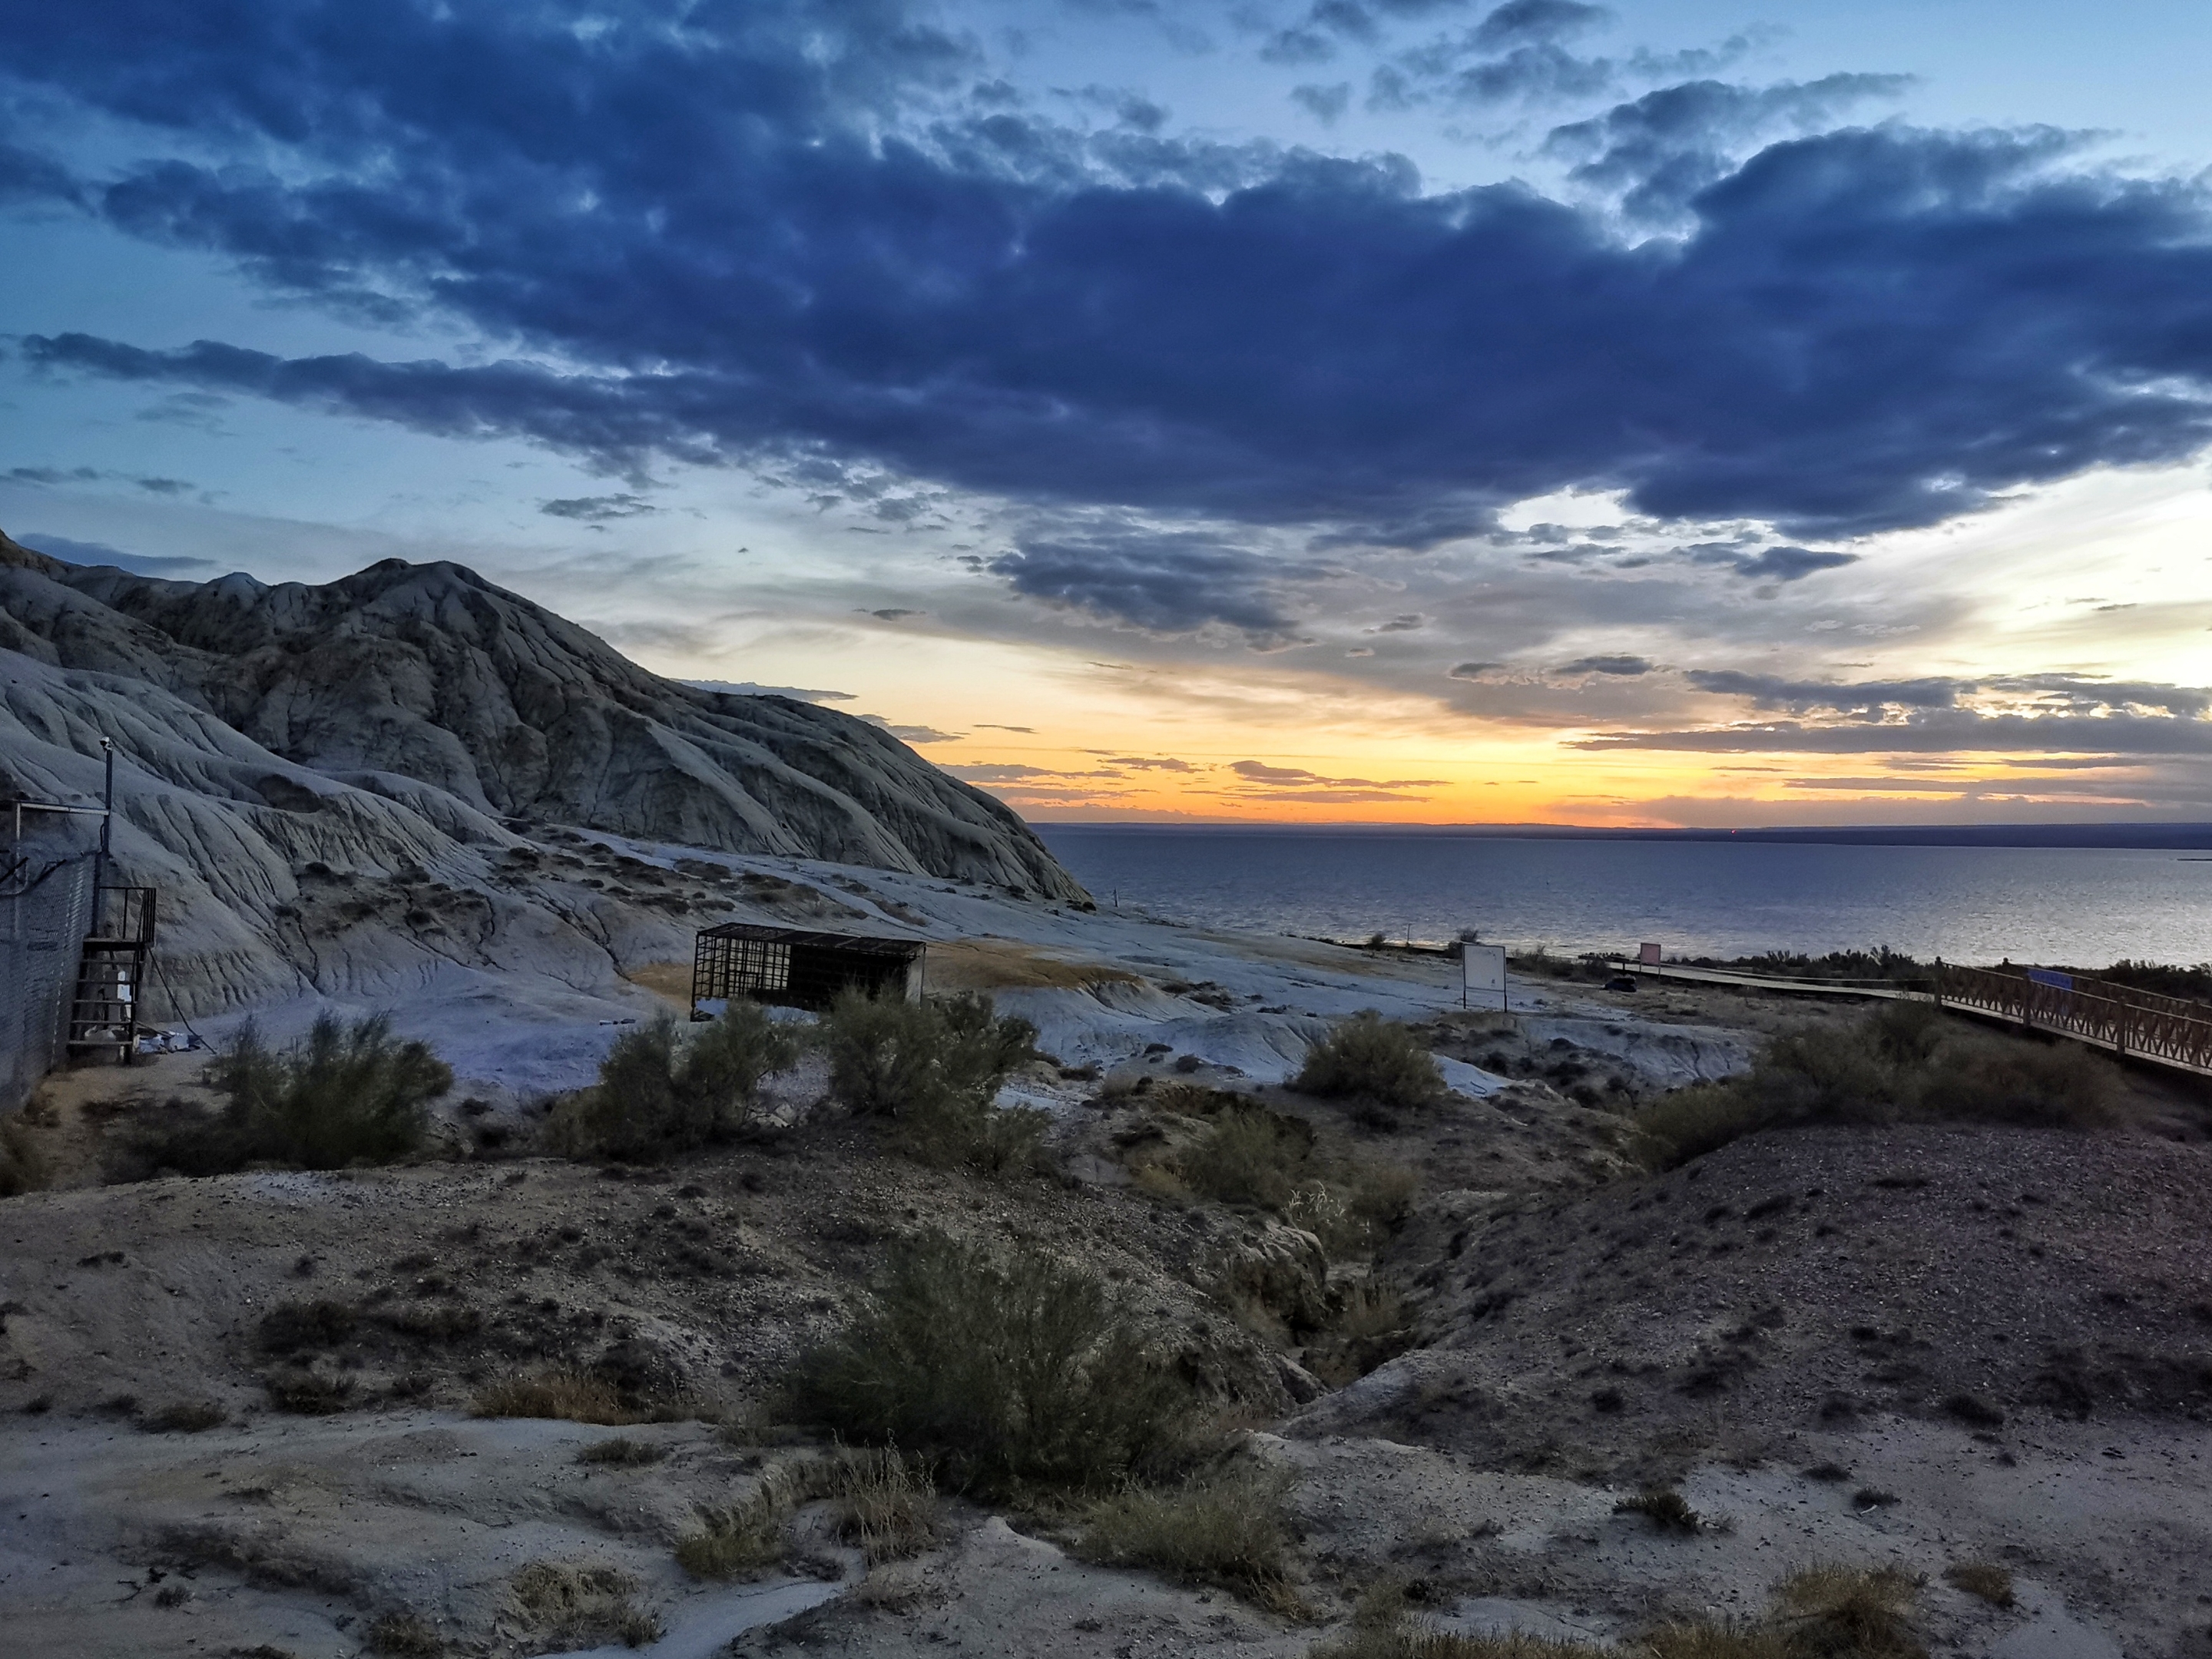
[
  {"x1": 509, "y1": 1560, "x2": 661, "y2": 1648},
  {"x1": 1642, "y1": 1624, "x2": 1786, "y2": 1658},
  {"x1": 141, "y1": 1400, "x2": 227, "y2": 1433},
  {"x1": 576, "y1": 1435, "x2": 666, "y2": 1466},
  {"x1": 1776, "y1": 1565, "x2": 1924, "y2": 1657},
  {"x1": 0, "y1": 1113, "x2": 50, "y2": 1197},
  {"x1": 1614, "y1": 1487, "x2": 1704, "y2": 1533},
  {"x1": 1078, "y1": 1469, "x2": 1305, "y2": 1616},
  {"x1": 810, "y1": 1445, "x2": 940, "y2": 1565},
  {"x1": 472, "y1": 1369, "x2": 634, "y2": 1425},
  {"x1": 676, "y1": 1475, "x2": 794, "y2": 1580},
  {"x1": 1942, "y1": 1561, "x2": 2014, "y2": 1608}
]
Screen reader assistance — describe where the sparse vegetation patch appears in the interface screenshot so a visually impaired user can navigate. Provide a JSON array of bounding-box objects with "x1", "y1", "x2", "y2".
[
  {"x1": 472, "y1": 1369, "x2": 634, "y2": 1425},
  {"x1": 510, "y1": 1560, "x2": 662, "y2": 1648},
  {"x1": 1634, "y1": 1002, "x2": 2121, "y2": 1169},
  {"x1": 1942, "y1": 1561, "x2": 2014, "y2": 1608}
]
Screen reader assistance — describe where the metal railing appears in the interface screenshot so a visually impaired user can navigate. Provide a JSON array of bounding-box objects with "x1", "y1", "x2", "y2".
[{"x1": 1935, "y1": 962, "x2": 2212, "y2": 1078}]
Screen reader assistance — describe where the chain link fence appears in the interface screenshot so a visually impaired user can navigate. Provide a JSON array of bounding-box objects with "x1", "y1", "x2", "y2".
[{"x1": 2, "y1": 819, "x2": 99, "y2": 1115}]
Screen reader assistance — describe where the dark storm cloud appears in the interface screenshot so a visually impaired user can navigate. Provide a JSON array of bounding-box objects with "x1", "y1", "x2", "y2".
[
  {"x1": 1684, "y1": 669, "x2": 2210, "y2": 720},
  {"x1": 1733, "y1": 545, "x2": 1857, "y2": 582},
  {"x1": 1557, "y1": 653, "x2": 1651, "y2": 675},
  {"x1": 1575, "y1": 713, "x2": 2212, "y2": 756},
  {"x1": 1684, "y1": 669, "x2": 1965, "y2": 715},
  {"x1": 1548, "y1": 75, "x2": 1912, "y2": 220},
  {"x1": 541, "y1": 492, "x2": 658, "y2": 522},
  {"x1": 1471, "y1": 1, "x2": 1609, "y2": 52},
  {"x1": 990, "y1": 528, "x2": 1305, "y2": 641},
  {"x1": 1291, "y1": 82, "x2": 1353, "y2": 124},
  {"x1": 8, "y1": 0, "x2": 2212, "y2": 558}
]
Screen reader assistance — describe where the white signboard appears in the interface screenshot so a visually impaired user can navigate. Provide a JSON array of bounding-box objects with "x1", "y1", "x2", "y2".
[{"x1": 1462, "y1": 942, "x2": 1507, "y2": 1012}]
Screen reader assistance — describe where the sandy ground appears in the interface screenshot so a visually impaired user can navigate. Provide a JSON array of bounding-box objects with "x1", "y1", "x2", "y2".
[{"x1": 6, "y1": 849, "x2": 2212, "y2": 1656}]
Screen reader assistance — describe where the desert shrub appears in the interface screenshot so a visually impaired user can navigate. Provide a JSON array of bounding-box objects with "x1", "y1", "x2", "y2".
[
  {"x1": 823, "y1": 988, "x2": 1035, "y2": 1116},
  {"x1": 818, "y1": 988, "x2": 1044, "y2": 1173},
  {"x1": 784, "y1": 1232, "x2": 1190, "y2": 1495},
  {"x1": 264, "y1": 1369, "x2": 353, "y2": 1415},
  {"x1": 1292, "y1": 1012, "x2": 1445, "y2": 1117},
  {"x1": 509, "y1": 1561, "x2": 661, "y2": 1648},
  {"x1": 0, "y1": 1114, "x2": 48, "y2": 1197},
  {"x1": 1633, "y1": 1084, "x2": 1764, "y2": 1168},
  {"x1": 1634, "y1": 1003, "x2": 2121, "y2": 1169},
  {"x1": 1184, "y1": 1109, "x2": 1312, "y2": 1210},
  {"x1": 258, "y1": 1298, "x2": 359, "y2": 1356},
  {"x1": 472, "y1": 1369, "x2": 633, "y2": 1425},
  {"x1": 1078, "y1": 1469, "x2": 1303, "y2": 1614},
  {"x1": 551, "y1": 1005, "x2": 799, "y2": 1161},
  {"x1": 1304, "y1": 1280, "x2": 1417, "y2": 1387},
  {"x1": 131, "y1": 1015, "x2": 448, "y2": 1176},
  {"x1": 363, "y1": 1611, "x2": 445, "y2": 1657}
]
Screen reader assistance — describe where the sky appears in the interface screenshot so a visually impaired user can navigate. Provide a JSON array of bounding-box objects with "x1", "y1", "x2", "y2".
[{"x1": 2, "y1": 0, "x2": 2210, "y2": 828}]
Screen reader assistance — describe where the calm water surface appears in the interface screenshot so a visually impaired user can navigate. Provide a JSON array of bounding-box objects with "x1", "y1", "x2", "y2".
[{"x1": 1034, "y1": 827, "x2": 2212, "y2": 968}]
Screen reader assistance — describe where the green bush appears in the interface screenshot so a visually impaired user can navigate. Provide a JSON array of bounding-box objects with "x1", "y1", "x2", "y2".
[
  {"x1": 819, "y1": 989, "x2": 1044, "y2": 1173},
  {"x1": 128, "y1": 1015, "x2": 448, "y2": 1176},
  {"x1": 784, "y1": 1233, "x2": 1189, "y2": 1495},
  {"x1": 1292, "y1": 1012, "x2": 1445, "y2": 1117},
  {"x1": 551, "y1": 1004, "x2": 799, "y2": 1160},
  {"x1": 1634, "y1": 1002, "x2": 2121, "y2": 1169}
]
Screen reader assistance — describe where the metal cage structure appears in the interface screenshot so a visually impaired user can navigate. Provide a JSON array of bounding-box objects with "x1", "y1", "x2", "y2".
[{"x1": 690, "y1": 922, "x2": 926, "y2": 1015}]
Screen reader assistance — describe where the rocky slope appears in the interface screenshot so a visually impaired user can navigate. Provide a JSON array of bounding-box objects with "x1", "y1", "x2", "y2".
[{"x1": 0, "y1": 531, "x2": 1085, "y2": 1012}]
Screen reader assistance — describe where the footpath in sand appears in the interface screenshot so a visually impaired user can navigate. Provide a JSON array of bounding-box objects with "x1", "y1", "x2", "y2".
[{"x1": 3, "y1": 844, "x2": 2209, "y2": 1657}]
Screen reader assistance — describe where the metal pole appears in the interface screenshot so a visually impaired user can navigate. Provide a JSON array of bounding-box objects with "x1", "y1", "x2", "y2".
[{"x1": 94, "y1": 738, "x2": 114, "y2": 892}]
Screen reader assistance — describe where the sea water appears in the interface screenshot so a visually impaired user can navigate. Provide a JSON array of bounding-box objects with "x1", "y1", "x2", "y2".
[{"x1": 1034, "y1": 827, "x2": 2212, "y2": 969}]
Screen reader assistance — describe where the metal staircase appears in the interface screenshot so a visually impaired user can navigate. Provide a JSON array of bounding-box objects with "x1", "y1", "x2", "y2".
[{"x1": 67, "y1": 885, "x2": 157, "y2": 1062}]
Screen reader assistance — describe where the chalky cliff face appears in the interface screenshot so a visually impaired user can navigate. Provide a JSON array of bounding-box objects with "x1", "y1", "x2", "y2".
[{"x1": 0, "y1": 532, "x2": 1087, "y2": 1012}]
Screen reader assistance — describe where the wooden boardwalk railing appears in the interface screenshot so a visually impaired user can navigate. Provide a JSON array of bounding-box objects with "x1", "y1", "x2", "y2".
[
  {"x1": 1934, "y1": 963, "x2": 2212, "y2": 1079},
  {"x1": 1608, "y1": 956, "x2": 2212, "y2": 1081}
]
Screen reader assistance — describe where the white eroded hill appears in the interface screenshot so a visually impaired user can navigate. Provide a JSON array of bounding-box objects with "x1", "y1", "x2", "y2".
[{"x1": 0, "y1": 531, "x2": 1085, "y2": 1013}]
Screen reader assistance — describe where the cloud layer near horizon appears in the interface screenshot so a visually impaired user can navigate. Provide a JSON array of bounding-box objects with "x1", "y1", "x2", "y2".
[{"x1": 5, "y1": 0, "x2": 2212, "y2": 565}]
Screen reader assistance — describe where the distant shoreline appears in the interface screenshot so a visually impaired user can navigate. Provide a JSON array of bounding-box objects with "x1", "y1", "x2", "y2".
[{"x1": 1034, "y1": 822, "x2": 2212, "y2": 851}]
